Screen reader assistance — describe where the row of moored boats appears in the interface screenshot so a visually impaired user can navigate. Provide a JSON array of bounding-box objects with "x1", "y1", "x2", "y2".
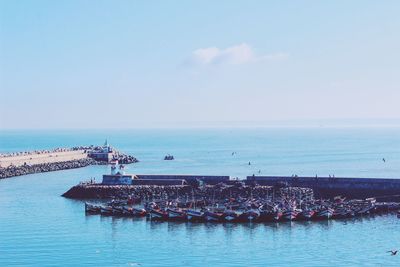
[{"x1": 85, "y1": 199, "x2": 398, "y2": 223}]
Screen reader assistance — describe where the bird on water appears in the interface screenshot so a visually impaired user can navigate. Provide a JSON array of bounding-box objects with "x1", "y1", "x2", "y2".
[{"x1": 387, "y1": 250, "x2": 397, "y2": 256}]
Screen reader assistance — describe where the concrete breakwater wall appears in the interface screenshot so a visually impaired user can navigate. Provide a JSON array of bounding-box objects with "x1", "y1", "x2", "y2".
[
  {"x1": 135, "y1": 174, "x2": 230, "y2": 186},
  {"x1": 0, "y1": 158, "x2": 97, "y2": 179},
  {"x1": 247, "y1": 176, "x2": 400, "y2": 200}
]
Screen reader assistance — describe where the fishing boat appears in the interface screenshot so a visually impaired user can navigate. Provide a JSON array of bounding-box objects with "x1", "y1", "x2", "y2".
[
  {"x1": 222, "y1": 210, "x2": 239, "y2": 222},
  {"x1": 204, "y1": 210, "x2": 223, "y2": 222},
  {"x1": 298, "y1": 209, "x2": 315, "y2": 220},
  {"x1": 149, "y1": 208, "x2": 168, "y2": 221},
  {"x1": 238, "y1": 209, "x2": 260, "y2": 222},
  {"x1": 282, "y1": 209, "x2": 299, "y2": 221},
  {"x1": 112, "y1": 206, "x2": 124, "y2": 216},
  {"x1": 100, "y1": 205, "x2": 114, "y2": 215},
  {"x1": 123, "y1": 206, "x2": 147, "y2": 217},
  {"x1": 316, "y1": 207, "x2": 334, "y2": 220},
  {"x1": 85, "y1": 203, "x2": 101, "y2": 214},
  {"x1": 186, "y1": 209, "x2": 204, "y2": 222},
  {"x1": 132, "y1": 207, "x2": 147, "y2": 216},
  {"x1": 166, "y1": 208, "x2": 187, "y2": 221}
]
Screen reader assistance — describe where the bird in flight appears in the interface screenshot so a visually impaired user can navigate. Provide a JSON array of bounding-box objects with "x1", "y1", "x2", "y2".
[
  {"x1": 382, "y1": 158, "x2": 386, "y2": 162},
  {"x1": 387, "y1": 250, "x2": 397, "y2": 256}
]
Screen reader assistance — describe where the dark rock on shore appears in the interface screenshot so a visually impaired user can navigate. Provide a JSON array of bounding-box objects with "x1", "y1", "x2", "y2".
[{"x1": 0, "y1": 158, "x2": 98, "y2": 179}]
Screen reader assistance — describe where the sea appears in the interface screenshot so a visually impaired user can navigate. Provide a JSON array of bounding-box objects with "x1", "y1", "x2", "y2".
[{"x1": 0, "y1": 128, "x2": 400, "y2": 267}]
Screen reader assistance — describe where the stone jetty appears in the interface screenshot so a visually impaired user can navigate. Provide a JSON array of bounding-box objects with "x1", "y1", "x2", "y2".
[
  {"x1": 0, "y1": 158, "x2": 98, "y2": 179},
  {"x1": 62, "y1": 182, "x2": 313, "y2": 202},
  {"x1": 0, "y1": 143, "x2": 138, "y2": 179}
]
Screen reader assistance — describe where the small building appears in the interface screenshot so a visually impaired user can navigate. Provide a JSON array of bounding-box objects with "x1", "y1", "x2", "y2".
[
  {"x1": 102, "y1": 163, "x2": 134, "y2": 185},
  {"x1": 89, "y1": 139, "x2": 114, "y2": 162}
]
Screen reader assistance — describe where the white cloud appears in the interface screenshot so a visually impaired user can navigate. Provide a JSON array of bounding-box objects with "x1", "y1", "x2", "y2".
[{"x1": 189, "y1": 43, "x2": 288, "y2": 66}]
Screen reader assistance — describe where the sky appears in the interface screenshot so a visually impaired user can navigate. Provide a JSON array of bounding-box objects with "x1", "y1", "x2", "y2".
[{"x1": 0, "y1": 0, "x2": 400, "y2": 129}]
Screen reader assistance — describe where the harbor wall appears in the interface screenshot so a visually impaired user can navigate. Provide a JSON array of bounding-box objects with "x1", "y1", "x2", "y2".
[
  {"x1": 136, "y1": 174, "x2": 230, "y2": 186},
  {"x1": 246, "y1": 176, "x2": 400, "y2": 200}
]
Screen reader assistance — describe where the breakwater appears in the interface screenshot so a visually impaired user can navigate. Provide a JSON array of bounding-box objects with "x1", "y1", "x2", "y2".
[
  {"x1": 0, "y1": 145, "x2": 138, "y2": 179},
  {"x1": 0, "y1": 158, "x2": 98, "y2": 179},
  {"x1": 247, "y1": 176, "x2": 400, "y2": 201},
  {"x1": 135, "y1": 174, "x2": 230, "y2": 186},
  {"x1": 63, "y1": 183, "x2": 298, "y2": 201}
]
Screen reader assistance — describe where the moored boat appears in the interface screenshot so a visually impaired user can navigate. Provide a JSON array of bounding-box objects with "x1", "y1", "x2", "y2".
[
  {"x1": 186, "y1": 209, "x2": 204, "y2": 222},
  {"x1": 204, "y1": 210, "x2": 223, "y2": 222},
  {"x1": 166, "y1": 208, "x2": 187, "y2": 221},
  {"x1": 238, "y1": 209, "x2": 260, "y2": 222},
  {"x1": 298, "y1": 209, "x2": 315, "y2": 220},
  {"x1": 100, "y1": 205, "x2": 114, "y2": 215},
  {"x1": 149, "y1": 208, "x2": 168, "y2": 221},
  {"x1": 282, "y1": 209, "x2": 299, "y2": 221},
  {"x1": 222, "y1": 210, "x2": 239, "y2": 222},
  {"x1": 85, "y1": 203, "x2": 101, "y2": 214},
  {"x1": 316, "y1": 207, "x2": 334, "y2": 220}
]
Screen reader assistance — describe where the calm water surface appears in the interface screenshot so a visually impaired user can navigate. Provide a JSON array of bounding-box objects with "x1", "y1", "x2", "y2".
[{"x1": 0, "y1": 128, "x2": 400, "y2": 266}]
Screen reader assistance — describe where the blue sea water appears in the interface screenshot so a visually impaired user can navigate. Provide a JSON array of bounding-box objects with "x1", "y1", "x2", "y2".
[{"x1": 0, "y1": 128, "x2": 400, "y2": 266}]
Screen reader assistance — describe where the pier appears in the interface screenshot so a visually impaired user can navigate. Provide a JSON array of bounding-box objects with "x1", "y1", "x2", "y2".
[
  {"x1": 0, "y1": 143, "x2": 138, "y2": 179},
  {"x1": 247, "y1": 176, "x2": 400, "y2": 201}
]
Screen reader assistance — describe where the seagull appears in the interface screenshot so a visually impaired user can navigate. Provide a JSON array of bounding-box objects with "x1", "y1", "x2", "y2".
[{"x1": 387, "y1": 250, "x2": 397, "y2": 256}]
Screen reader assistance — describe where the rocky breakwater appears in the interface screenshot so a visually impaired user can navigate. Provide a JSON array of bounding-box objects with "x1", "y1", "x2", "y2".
[
  {"x1": 62, "y1": 182, "x2": 314, "y2": 203},
  {"x1": 0, "y1": 158, "x2": 98, "y2": 179}
]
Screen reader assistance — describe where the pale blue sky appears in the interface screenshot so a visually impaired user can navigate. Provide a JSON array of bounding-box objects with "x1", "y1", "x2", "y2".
[{"x1": 1, "y1": 1, "x2": 399, "y2": 128}]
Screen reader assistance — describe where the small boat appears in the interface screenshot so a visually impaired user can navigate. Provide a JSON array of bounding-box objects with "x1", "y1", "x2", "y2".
[
  {"x1": 149, "y1": 208, "x2": 168, "y2": 221},
  {"x1": 356, "y1": 205, "x2": 375, "y2": 216},
  {"x1": 112, "y1": 206, "x2": 124, "y2": 216},
  {"x1": 238, "y1": 209, "x2": 260, "y2": 222},
  {"x1": 222, "y1": 210, "x2": 239, "y2": 222},
  {"x1": 332, "y1": 208, "x2": 351, "y2": 219},
  {"x1": 166, "y1": 208, "x2": 187, "y2": 221},
  {"x1": 100, "y1": 206, "x2": 114, "y2": 215},
  {"x1": 123, "y1": 206, "x2": 147, "y2": 217},
  {"x1": 186, "y1": 209, "x2": 204, "y2": 222},
  {"x1": 282, "y1": 209, "x2": 299, "y2": 221},
  {"x1": 258, "y1": 210, "x2": 275, "y2": 222},
  {"x1": 204, "y1": 210, "x2": 223, "y2": 222},
  {"x1": 132, "y1": 207, "x2": 147, "y2": 217},
  {"x1": 164, "y1": 154, "x2": 174, "y2": 160},
  {"x1": 299, "y1": 209, "x2": 315, "y2": 220},
  {"x1": 85, "y1": 203, "x2": 101, "y2": 214},
  {"x1": 316, "y1": 208, "x2": 334, "y2": 220}
]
